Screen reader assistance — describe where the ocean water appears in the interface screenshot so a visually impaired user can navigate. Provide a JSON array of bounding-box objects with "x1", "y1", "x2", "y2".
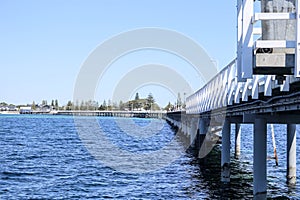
[{"x1": 0, "y1": 115, "x2": 299, "y2": 199}]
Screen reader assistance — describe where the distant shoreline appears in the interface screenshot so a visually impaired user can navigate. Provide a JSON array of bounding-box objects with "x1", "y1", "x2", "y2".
[
  {"x1": 0, "y1": 110, "x2": 167, "y2": 118},
  {"x1": 0, "y1": 111, "x2": 20, "y2": 115}
]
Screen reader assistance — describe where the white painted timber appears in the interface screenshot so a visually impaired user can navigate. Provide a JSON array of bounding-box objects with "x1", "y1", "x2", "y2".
[
  {"x1": 296, "y1": 0, "x2": 300, "y2": 77},
  {"x1": 280, "y1": 76, "x2": 290, "y2": 92},
  {"x1": 185, "y1": 59, "x2": 299, "y2": 114},
  {"x1": 255, "y1": 40, "x2": 296, "y2": 49},
  {"x1": 253, "y1": 28, "x2": 262, "y2": 35},
  {"x1": 253, "y1": 13, "x2": 296, "y2": 22},
  {"x1": 241, "y1": 0, "x2": 253, "y2": 80},
  {"x1": 237, "y1": 0, "x2": 244, "y2": 81}
]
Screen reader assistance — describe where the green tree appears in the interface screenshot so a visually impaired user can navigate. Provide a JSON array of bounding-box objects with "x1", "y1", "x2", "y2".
[
  {"x1": 112, "y1": 102, "x2": 118, "y2": 110},
  {"x1": 177, "y1": 92, "x2": 182, "y2": 108},
  {"x1": 74, "y1": 100, "x2": 79, "y2": 110},
  {"x1": 86, "y1": 100, "x2": 92, "y2": 110},
  {"x1": 55, "y1": 99, "x2": 59, "y2": 109},
  {"x1": 135, "y1": 93, "x2": 140, "y2": 101},
  {"x1": 102, "y1": 100, "x2": 107, "y2": 110},
  {"x1": 80, "y1": 100, "x2": 85, "y2": 110},
  {"x1": 86, "y1": 100, "x2": 98, "y2": 110},
  {"x1": 66, "y1": 100, "x2": 73, "y2": 110},
  {"x1": 93, "y1": 101, "x2": 99, "y2": 110},
  {"x1": 164, "y1": 102, "x2": 173, "y2": 111},
  {"x1": 99, "y1": 105, "x2": 104, "y2": 110},
  {"x1": 107, "y1": 99, "x2": 112, "y2": 111},
  {"x1": 145, "y1": 93, "x2": 155, "y2": 110},
  {"x1": 119, "y1": 100, "x2": 125, "y2": 110},
  {"x1": 42, "y1": 100, "x2": 47, "y2": 106},
  {"x1": 0, "y1": 102, "x2": 8, "y2": 106},
  {"x1": 151, "y1": 103, "x2": 161, "y2": 111},
  {"x1": 129, "y1": 101, "x2": 134, "y2": 111},
  {"x1": 32, "y1": 101, "x2": 36, "y2": 110},
  {"x1": 133, "y1": 93, "x2": 141, "y2": 110}
]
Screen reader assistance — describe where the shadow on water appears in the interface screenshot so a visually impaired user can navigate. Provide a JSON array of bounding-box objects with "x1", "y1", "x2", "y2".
[
  {"x1": 187, "y1": 145, "x2": 296, "y2": 199},
  {"x1": 174, "y1": 126, "x2": 253, "y2": 199},
  {"x1": 187, "y1": 145, "x2": 254, "y2": 199}
]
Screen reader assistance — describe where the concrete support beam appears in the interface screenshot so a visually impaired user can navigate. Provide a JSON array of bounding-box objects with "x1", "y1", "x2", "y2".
[
  {"x1": 287, "y1": 124, "x2": 297, "y2": 185},
  {"x1": 253, "y1": 118, "x2": 267, "y2": 198},
  {"x1": 221, "y1": 118, "x2": 231, "y2": 183},
  {"x1": 235, "y1": 123, "x2": 241, "y2": 158}
]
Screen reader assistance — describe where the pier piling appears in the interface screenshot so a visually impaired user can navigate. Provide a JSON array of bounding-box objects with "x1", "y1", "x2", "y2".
[
  {"x1": 198, "y1": 118, "x2": 208, "y2": 159},
  {"x1": 189, "y1": 118, "x2": 198, "y2": 148},
  {"x1": 253, "y1": 118, "x2": 267, "y2": 198},
  {"x1": 221, "y1": 119, "x2": 231, "y2": 183},
  {"x1": 235, "y1": 123, "x2": 241, "y2": 159},
  {"x1": 287, "y1": 124, "x2": 297, "y2": 185}
]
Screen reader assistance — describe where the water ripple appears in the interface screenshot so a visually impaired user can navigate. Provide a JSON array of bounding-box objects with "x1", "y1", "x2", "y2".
[{"x1": 0, "y1": 115, "x2": 299, "y2": 199}]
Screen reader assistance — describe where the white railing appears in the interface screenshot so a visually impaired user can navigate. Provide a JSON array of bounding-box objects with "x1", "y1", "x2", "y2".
[
  {"x1": 186, "y1": 59, "x2": 300, "y2": 114},
  {"x1": 186, "y1": 0, "x2": 300, "y2": 115}
]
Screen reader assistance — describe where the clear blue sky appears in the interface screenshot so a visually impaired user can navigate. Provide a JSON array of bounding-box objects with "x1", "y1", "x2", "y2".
[{"x1": 0, "y1": 0, "x2": 237, "y2": 107}]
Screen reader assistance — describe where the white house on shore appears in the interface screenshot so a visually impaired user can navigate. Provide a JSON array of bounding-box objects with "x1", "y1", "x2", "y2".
[{"x1": 0, "y1": 105, "x2": 17, "y2": 111}]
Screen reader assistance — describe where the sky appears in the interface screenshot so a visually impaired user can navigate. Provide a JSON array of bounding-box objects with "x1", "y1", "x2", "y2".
[{"x1": 0, "y1": 0, "x2": 238, "y2": 107}]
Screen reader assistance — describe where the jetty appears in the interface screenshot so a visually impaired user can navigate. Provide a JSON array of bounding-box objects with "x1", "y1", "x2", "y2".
[
  {"x1": 54, "y1": 110, "x2": 165, "y2": 118},
  {"x1": 166, "y1": 0, "x2": 300, "y2": 198}
]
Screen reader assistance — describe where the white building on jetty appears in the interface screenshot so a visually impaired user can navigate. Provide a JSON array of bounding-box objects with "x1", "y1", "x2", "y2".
[{"x1": 19, "y1": 107, "x2": 32, "y2": 114}]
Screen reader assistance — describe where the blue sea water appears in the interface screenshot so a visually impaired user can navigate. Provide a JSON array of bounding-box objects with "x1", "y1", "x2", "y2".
[{"x1": 0, "y1": 115, "x2": 299, "y2": 199}]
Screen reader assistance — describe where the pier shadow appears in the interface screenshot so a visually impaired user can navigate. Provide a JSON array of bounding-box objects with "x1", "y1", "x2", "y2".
[{"x1": 186, "y1": 145, "x2": 255, "y2": 199}]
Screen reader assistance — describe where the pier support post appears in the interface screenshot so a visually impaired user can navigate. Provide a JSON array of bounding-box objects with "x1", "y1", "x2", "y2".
[
  {"x1": 185, "y1": 118, "x2": 189, "y2": 136},
  {"x1": 198, "y1": 118, "x2": 208, "y2": 160},
  {"x1": 183, "y1": 119, "x2": 188, "y2": 136},
  {"x1": 221, "y1": 118, "x2": 231, "y2": 183},
  {"x1": 253, "y1": 118, "x2": 267, "y2": 198},
  {"x1": 287, "y1": 124, "x2": 296, "y2": 185},
  {"x1": 235, "y1": 123, "x2": 241, "y2": 158},
  {"x1": 190, "y1": 118, "x2": 197, "y2": 148},
  {"x1": 199, "y1": 118, "x2": 206, "y2": 148}
]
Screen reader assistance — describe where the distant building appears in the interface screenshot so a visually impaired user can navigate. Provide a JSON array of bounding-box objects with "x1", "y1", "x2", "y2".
[
  {"x1": 0, "y1": 105, "x2": 17, "y2": 111},
  {"x1": 8, "y1": 105, "x2": 17, "y2": 111},
  {"x1": 33, "y1": 104, "x2": 53, "y2": 113},
  {"x1": 41, "y1": 105, "x2": 52, "y2": 112},
  {"x1": 19, "y1": 107, "x2": 32, "y2": 114},
  {"x1": 0, "y1": 106, "x2": 7, "y2": 111}
]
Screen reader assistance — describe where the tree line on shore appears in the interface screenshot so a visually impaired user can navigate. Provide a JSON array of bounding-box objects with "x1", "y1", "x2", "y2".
[
  {"x1": 65, "y1": 93, "x2": 159, "y2": 111},
  {"x1": 1, "y1": 92, "x2": 186, "y2": 111}
]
